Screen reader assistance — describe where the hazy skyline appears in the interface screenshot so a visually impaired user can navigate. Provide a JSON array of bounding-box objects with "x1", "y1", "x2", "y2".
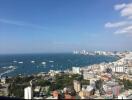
[{"x1": 0, "y1": 0, "x2": 132, "y2": 54}]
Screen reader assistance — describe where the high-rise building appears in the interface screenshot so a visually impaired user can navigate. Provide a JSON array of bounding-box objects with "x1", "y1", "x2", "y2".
[
  {"x1": 73, "y1": 80, "x2": 81, "y2": 93},
  {"x1": 24, "y1": 86, "x2": 33, "y2": 99}
]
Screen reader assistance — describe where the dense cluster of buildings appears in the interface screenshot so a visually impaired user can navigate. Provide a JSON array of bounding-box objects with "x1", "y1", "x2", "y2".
[
  {"x1": 0, "y1": 51, "x2": 132, "y2": 99},
  {"x1": 73, "y1": 50, "x2": 128, "y2": 56},
  {"x1": 72, "y1": 51, "x2": 132, "y2": 99}
]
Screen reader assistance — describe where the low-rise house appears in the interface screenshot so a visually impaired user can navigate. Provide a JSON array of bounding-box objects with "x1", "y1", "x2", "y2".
[
  {"x1": 79, "y1": 85, "x2": 95, "y2": 98},
  {"x1": 101, "y1": 74, "x2": 111, "y2": 81},
  {"x1": 34, "y1": 86, "x2": 41, "y2": 92},
  {"x1": 64, "y1": 93, "x2": 72, "y2": 99},
  {"x1": 1, "y1": 77, "x2": 6, "y2": 84}
]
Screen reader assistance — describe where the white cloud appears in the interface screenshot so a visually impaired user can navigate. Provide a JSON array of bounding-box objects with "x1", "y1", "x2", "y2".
[
  {"x1": 121, "y1": 5, "x2": 132, "y2": 19},
  {"x1": 114, "y1": 3, "x2": 126, "y2": 10},
  {"x1": 114, "y1": 25, "x2": 132, "y2": 34},
  {"x1": 114, "y1": 3, "x2": 132, "y2": 19},
  {"x1": 105, "y1": 2, "x2": 132, "y2": 35},
  {"x1": 105, "y1": 21, "x2": 128, "y2": 28},
  {"x1": 0, "y1": 18, "x2": 46, "y2": 29}
]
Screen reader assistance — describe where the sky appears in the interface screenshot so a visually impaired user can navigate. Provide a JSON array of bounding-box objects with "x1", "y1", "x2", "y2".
[{"x1": 0, "y1": 0, "x2": 132, "y2": 54}]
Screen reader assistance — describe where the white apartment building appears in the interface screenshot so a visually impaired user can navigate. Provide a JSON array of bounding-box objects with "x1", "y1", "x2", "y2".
[
  {"x1": 24, "y1": 86, "x2": 33, "y2": 99},
  {"x1": 112, "y1": 66, "x2": 126, "y2": 73},
  {"x1": 72, "y1": 67, "x2": 80, "y2": 74}
]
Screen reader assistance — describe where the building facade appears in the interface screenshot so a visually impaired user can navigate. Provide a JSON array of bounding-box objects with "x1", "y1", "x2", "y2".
[
  {"x1": 73, "y1": 80, "x2": 81, "y2": 93},
  {"x1": 24, "y1": 86, "x2": 33, "y2": 99}
]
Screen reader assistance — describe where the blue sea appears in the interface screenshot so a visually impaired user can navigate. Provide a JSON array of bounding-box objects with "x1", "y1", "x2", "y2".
[{"x1": 0, "y1": 53, "x2": 119, "y2": 77}]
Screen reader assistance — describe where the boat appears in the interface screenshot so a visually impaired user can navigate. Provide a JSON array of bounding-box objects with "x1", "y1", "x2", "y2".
[
  {"x1": 18, "y1": 62, "x2": 23, "y2": 64},
  {"x1": 13, "y1": 61, "x2": 17, "y2": 63},
  {"x1": 31, "y1": 61, "x2": 35, "y2": 63},
  {"x1": 49, "y1": 60, "x2": 54, "y2": 63},
  {"x1": 41, "y1": 62, "x2": 46, "y2": 65}
]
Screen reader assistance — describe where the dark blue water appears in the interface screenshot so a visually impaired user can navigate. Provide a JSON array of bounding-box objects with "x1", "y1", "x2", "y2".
[{"x1": 0, "y1": 53, "x2": 119, "y2": 77}]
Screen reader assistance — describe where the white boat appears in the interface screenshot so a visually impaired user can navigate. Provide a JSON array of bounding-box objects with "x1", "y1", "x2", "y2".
[
  {"x1": 42, "y1": 62, "x2": 46, "y2": 65},
  {"x1": 18, "y1": 62, "x2": 23, "y2": 64},
  {"x1": 31, "y1": 61, "x2": 35, "y2": 63},
  {"x1": 49, "y1": 60, "x2": 54, "y2": 63},
  {"x1": 13, "y1": 61, "x2": 17, "y2": 63}
]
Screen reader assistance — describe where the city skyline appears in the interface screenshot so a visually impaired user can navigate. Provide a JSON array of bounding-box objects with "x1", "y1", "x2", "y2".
[{"x1": 0, "y1": 0, "x2": 132, "y2": 54}]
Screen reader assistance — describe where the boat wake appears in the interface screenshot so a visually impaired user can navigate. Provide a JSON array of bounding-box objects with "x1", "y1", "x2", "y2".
[{"x1": 0, "y1": 66, "x2": 17, "y2": 77}]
